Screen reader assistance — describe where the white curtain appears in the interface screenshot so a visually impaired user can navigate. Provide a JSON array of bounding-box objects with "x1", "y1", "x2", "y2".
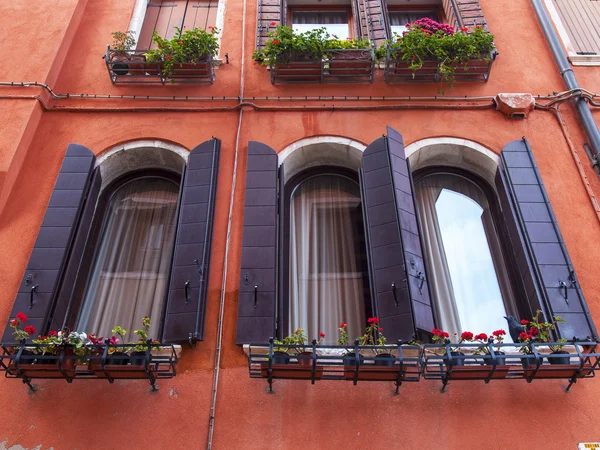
[
  {"x1": 289, "y1": 175, "x2": 366, "y2": 343},
  {"x1": 78, "y1": 177, "x2": 179, "y2": 341},
  {"x1": 415, "y1": 174, "x2": 518, "y2": 337}
]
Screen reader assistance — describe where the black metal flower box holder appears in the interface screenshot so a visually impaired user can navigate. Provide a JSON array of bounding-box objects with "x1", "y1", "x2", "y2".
[{"x1": 0, "y1": 340, "x2": 178, "y2": 392}]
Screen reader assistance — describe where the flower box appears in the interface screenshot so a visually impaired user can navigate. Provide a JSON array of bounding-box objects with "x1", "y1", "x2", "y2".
[
  {"x1": 270, "y1": 48, "x2": 374, "y2": 84},
  {"x1": 384, "y1": 51, "x2": 495, "y2": 83},
  {"x1": 260, "y1": 363, "x2": 324, "y2": 380},
  {"x1": 105, "y1": 48, "x2": 215, "y2": 84}
]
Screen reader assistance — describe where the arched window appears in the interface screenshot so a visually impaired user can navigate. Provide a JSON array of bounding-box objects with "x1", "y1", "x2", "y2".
[
  {"x1": 414, "y1": 170, "x2": 519, "y2": 338},
  {"x1": 285, "y1": 170, "x2": 371, "y2": 342},
  {"x1": 77, "y1": 174, "x2": 180, "y2": 341}
]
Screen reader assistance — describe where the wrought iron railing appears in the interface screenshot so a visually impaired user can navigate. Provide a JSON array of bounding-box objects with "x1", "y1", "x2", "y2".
[
  {"x1": 423, "y1": 341, "x2": 600, "y2": 392},
  {"x1": 104, "y1": 46, "x2": 215, "y2": 84},
  {"x1": 269, "y1": 48, "x2": 375, "y2": 84},
  {"x1": 248, "y1": 339, "x2": 600, "y2": 393},
  {"x1": 0, "y1": 341, "x2": 178, "y2": 392},
  {"x1": 384, "y1": 47, "x2": 496, "y2": 83},
  {"x1": 248, "y1": 339, "x2": 423, "y2": 393}
]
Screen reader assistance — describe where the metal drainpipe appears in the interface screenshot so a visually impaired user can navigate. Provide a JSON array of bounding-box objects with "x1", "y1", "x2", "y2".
[{"x1": 531, "y1": 0, "x2": 600, "y2": 166}]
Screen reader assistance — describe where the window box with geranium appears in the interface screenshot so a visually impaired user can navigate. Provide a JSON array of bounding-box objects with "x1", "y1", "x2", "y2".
[
  {"x1": 105, "y1": 27, "x2": 219, "y2": 84},
  {"x1": 253, "y1": 25, "x2": 374, "y2": 84},
  {"x1": 380, "y1": 18, "x2": 496, "y2": 87},
  {"x1": 0, "y1": 315, "x2": 177, "y2": 391}
]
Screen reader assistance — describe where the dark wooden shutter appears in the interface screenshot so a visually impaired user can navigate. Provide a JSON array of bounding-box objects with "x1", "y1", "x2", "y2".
[
  {"x1": 355, "y1": 0, "x2": 389, "y2": 47},
  {"x1": 48, "y1": 168, "x2": 102, "y2": 332},
  {"x1": 1, "y1": 144, "x2": 96, "y2": 341},
  {"x1": 236, "y1": 142, "x2": 278, "y2": 344},
  {"x1": 442, "y1": 0, "x2": 489, "y2": 33},
  {"x1": 257, "y1": 0, "x2": 283, "y2": 49},
  {"x1": 163, "y1": 138, "x2": 220, "y2": 343},
  {"x1": 360, "y1": 126, "x2": 434, "y2": 342},
  {"x1": 496, "y1": 138, "x2": 597, "y2": 341}
]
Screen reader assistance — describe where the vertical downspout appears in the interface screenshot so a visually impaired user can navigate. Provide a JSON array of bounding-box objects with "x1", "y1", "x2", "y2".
[
  {"x1": 531, "y1": 0, "x2": 600, "y2": 165},
  {"x1": 206, "y1": 0, "x2": 247, "y2": 445}
]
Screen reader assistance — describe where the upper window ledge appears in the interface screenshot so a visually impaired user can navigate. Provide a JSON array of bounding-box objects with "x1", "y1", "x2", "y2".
[{"x1": 568, "y1": 54, "x2": 600, "y2": 66}]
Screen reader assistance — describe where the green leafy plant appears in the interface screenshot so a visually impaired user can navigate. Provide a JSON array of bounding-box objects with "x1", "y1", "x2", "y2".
[
  {"x1": 253, "y1": 25, "x2": 371, "y2": 66},
  {"x1": 145, "y1": 26, "x2": 220, "y2": 80},
  {"x1": 111, "y1": 30, "x2": 136, "y2": 51},
  {"x1": 133, "y1": 316, "x2": 162, "y2": 352},
  {"x1": 337, "y1": 322, "x2": 349, "y2": 346},
  {"x1": 517, "y1": 310, "x2": 567, "y2": 353},
  {"x1": 358, "y1": 318, "x2": 389, "y2": 354},
  {"x1": 9, "y1": 312, "x2": 36, "y2": 342},
  {"x1": 378, "y1": 18, "x2": 495, "y2": 90},
  {"x1": 473, "y1": 329, "x2": 507, "y2": 356}
]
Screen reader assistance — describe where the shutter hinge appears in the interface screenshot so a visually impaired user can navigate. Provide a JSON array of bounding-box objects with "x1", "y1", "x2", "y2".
[{"x1": 189, "y1": 332, "x2": 200, "y2": 347}]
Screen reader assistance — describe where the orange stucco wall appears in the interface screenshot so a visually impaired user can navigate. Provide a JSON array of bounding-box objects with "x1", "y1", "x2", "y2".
[{"x1": 2, "y1": 0, "x2": 600, "y2": 449}]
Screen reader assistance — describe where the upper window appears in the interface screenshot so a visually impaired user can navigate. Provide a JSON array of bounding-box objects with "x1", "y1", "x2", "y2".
[
  {"x1": 290, "y1": 9, "x2": 352, "y2": 39},
  {"x1": 76, "y1": 176, "x2": 180, "y2": 341},
  {"x1": 286, "y1": 172, "x2": 370, "y2": 342},
  {"x1": 414, "y1": 172, "x2": 518, "y2": 339},
  {"x1": 389, "y1": 10, "x2": 439, "y2": 36},
  {"x1": 137, "y1": 0, "x2": 219, "y2": 49}
]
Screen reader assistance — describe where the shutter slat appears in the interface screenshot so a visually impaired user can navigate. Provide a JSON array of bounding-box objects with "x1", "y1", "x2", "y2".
[
  {"x1": 257, "y1": 0, "x2": 283, "y2": 49},
  {"x1": 497, "y1": 138, "x2": 597, "y2": 340},
  {"x1": 236, "y1": 142, "x2": 278, "y2": 344},
  {"x1": 163, "y1": 139, "x2": 220, "y2": 343},
  {"x1": 2, "y1": 144, "x2": 96, "y2": 341},
  {"x1": 553, "y1": 0, "x2": 600, "y2": 54},
  {"x1": 355, "y1": 0, "x2": 388, "y2": 47},
  {"x1": 360, "y1": 127, "x2": 434, "y2": 342}
]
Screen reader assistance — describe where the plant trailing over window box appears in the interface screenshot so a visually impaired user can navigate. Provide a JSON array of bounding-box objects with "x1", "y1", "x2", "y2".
[
  {"x1": 379, "y1": 18, "x2": 496, "y2": 88},
  {"x1": 253, "y1": 25, "x2": 374, "y2": 83},
  {"x1": 145, "y1": 26, "x2": 219, "y2": 82}
]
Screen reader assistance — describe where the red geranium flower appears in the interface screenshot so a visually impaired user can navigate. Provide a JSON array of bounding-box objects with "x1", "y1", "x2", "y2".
[
  {"x1": 520, "y1": 319, "x2": 529, "y2": 325},
  {"x1": 10, "y1": 319, "x2": 18, "y2": 327},
  {"x1": 519, "y1": 331, "x2": 531, "y2": 341},
  {"x1": 492, "y1": 329, "x2": 506, "y2": 337},
  {"x1": 460, "y1": 27, "x2": 469, "y2": 32},
  {"x1": 319, "y1": 332, "x2": 326, "y2": 338},
  {"x1": 529, "y1": 327, "x2": 539, "y2": 337},
  {"x1": 166, "y1": 55, "x2": 171, "y2": 60},
  {"x1": 339, "y1": 322, "x2": 347, "y2": 328},
  {"x1": 270, "y1": 21, "x2": 277, "y2": 26},
  {"x1": 367, "y1": 317, "x2": 380, "y2": 324},
  {"x1": 475, "y1": 333, "x2": 488, "y2": 341},
  {"x1": 461, "y1": 331, "x2": 474, "y2": 341},
  {"x1": 378, "y1": 327, "x2": 383, "y2": 332},
  {"x1": 442, "y1": 331, "x2": 450, "y2": 338},
  {"x1": 272, "y1": 39, "x2": 280, "y2": 44},
  {"x1": 15, "y1": 312, "x2": 27, "y2": 322},
  {"x1": 24, "y1": 325, "x2": 36, "y2": 336},
  {"x1": 178, "y1": 41, "x2": 183, "y2": 45},
  {"x1": 48, "y1": 330, "x2": 58, "y2": 337}
]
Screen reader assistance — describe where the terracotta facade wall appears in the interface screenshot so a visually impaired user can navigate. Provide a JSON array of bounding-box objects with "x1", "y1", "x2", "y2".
[{"x1": 1, "y1": 0, "x2": 600, "y2": 449}]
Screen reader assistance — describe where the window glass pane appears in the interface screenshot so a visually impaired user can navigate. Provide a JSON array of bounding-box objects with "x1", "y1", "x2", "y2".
[
  {"x1": 389, "y1": 11, "x2": 438, "y2": 37},
  {"x1": 435, "y1": 189, "x2": 509, "y2": 337},
  {"x1": 416, "y1": 173, "x2": 516, "y2": 340},
  {"x1": 77, "y1": 177, "x2": 179, "y2": 341},
  {"x1": 289, "y1": 174, "x2": 367, "y2": 342},
  {"x1": 292, "y1": 11, "x2": 350, "y2": 39}
]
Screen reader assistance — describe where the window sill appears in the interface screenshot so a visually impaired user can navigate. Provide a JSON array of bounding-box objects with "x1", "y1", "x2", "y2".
[{"x1": 568, "y1": 53, "x2": 600, "y2": 66}]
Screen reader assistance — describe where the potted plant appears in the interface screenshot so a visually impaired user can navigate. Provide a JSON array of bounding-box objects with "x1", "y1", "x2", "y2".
[
  {"x1": 107, "y1": 31, "x2": 146, "y2": 76},
  {"x1": 145, "y1": 26, "x2": 219, "y2": 82},
  {"x1": 7, "y1": 312, "x2": 37, "y2": 368},
  {"x1": 358, "y1": 317, "x2": 394, "y2": 366},
  {"x1": 378, "y1": 18, "x2": 495, "y2": 89},
  {"x1": 473, "y1": 329, "x2": 507, "y2": 365},
  {"x1": 253, "y1": 25, "x2": 326, "y2": 80},
  {"x1": 107, "y1": 325, "x2": 129, "y2": 366},
  {"x1": 518, "y1": 310, "x2": 569, "y2": 365},
  {"x1": 131, "y1": 316, "x2": 161, "y2": 366},
  {"x1": 431, "y1": 328, "x2": 474, "y2": 366}
]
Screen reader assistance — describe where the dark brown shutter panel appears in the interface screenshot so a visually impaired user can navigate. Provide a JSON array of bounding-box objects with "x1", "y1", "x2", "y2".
[
  {"x1": 236, "y1": 142, "x2": 278, "y2": 344},
  {"x1": 163, "y1": 138, "x2": 220, "y2": 344},
  {"x1": 443, "y1": 0, "x2": 489, "y2": 33},
  {"x1": 360, "y1": 126, "x2": 434, "y2": 342},
  {"x1": 48, "y1": 168, "x2": 102, "y2": 332},
  {"x1": 257, "y1": 0, "x2": 283, "y2": 49},
  {"x1": 496, "y1": 138, "x2": 597, "y2": 341},
  {"x1": 2, "y1": 144, "x2": 96, "y2": 341},
  {"x1": 355, "y1": 0, "x2": 389, "y2": 47}
]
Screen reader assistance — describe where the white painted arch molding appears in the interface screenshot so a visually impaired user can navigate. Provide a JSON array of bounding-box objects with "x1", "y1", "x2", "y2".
[
  {"x1": 405, "y1": 137, "x2": 500, "y2": 186},
  {"x1": 96, "y1": 140, "x2": 189, "y2": 190}
]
